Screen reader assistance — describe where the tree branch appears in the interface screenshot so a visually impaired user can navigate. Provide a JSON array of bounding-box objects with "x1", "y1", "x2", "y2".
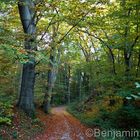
[{"x1": 57, "y1": 7, "x2": 95, "y2": 44}]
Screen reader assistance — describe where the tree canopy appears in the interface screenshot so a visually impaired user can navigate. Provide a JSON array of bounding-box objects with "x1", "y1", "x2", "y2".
[{"x1": 0, "y1": 0, "x2": 140, "y2": 139}]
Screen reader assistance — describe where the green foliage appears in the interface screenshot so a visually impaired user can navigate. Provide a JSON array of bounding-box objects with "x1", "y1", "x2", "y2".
[
  {"x1": 0, "y1": 101, "x2": 13, "y2": 125},
  {"x1": 68, "y1": 84, "x2": 140, "y2": 131},
  {"x1": 112, "y1": 105, "x2": 140, "y2": 129},
  {"x1": 0, "y1": 0, "x2": 140, "y2": 138},
  {"x1": 0, "y1": 117, "x2": 11, "y2": 125}
]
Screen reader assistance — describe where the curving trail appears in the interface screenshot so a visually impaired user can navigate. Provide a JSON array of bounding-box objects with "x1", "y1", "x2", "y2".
[{"x1": 34, "y1": 106, "x2": 95, "y2": 140}]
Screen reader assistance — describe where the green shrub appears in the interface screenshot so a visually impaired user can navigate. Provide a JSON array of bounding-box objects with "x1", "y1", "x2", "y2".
[
  {"x1": 0, "y1": 95, "x2": 14, "y2": 125},
  {"x1": 0, "y1": 117, "x2": 11, "y2": 125},
  {"x1": 112, "y1": 105, "x2": 140, "y2": 129}
]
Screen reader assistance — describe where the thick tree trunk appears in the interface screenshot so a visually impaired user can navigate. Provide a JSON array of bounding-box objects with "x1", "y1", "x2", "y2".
[
  {"x1": 17, "y1": 61, "x2": 35, "y2": 116},
  {"x1": 17, "y1": 0, "x2": 36, "y2": 116}
]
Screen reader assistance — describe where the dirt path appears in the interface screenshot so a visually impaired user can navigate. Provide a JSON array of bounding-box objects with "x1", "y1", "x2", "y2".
[{"x1": 34, "y1": 106, "x2": 95, "y2": 140}]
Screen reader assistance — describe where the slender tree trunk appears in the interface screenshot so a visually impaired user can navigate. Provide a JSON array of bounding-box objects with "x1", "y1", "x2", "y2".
[
  {"x1": 107, "y1": 48, "x2": 116, "y2": 75},
  {"x1": 43, "y1": 45, "x2": 61, "y2": 113},
  {"x1": 83, "y1": 72, "x2": 90, "y2": 95},
  {"x1": 136, "y1": 50, "x2": 140, "y2": 77},
  {"x1": 42, "y1": 22, "x2": 60, "y2": 113},
  {"x1": 17, "y1": 0, "x2": 36, "y2": 116},
  {"x1": 64, "y1": 64, "x2": 71, "y2": 104},
  {"x1": 42, "y1": 51, "x2": 60, "y2": 113},
  {"x1": 43, "y1": 54, "x2": 56, "y2": 113},
  {"x1": 66, "y1": 65, "x2": 71, "y2": 104},
  {"x1": 117, "y1": 50, "x2": 121, "y2": 64},
  {"x1": 43, "y1": 72, "x2": 54, "y2": 113},
  {"x1": 78, "y1": 71, "x2": 82, "y2": 101},
  {"x1": 64, "y1": 67, "x2": 67, "y2": 104},
  {"x1": 124, "y1": 50, "x2": 131, "y2": 77}
]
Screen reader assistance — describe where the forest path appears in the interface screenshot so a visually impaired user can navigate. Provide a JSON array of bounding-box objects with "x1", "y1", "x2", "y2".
[{"x1": 34, "y1": 106, "x2": 95, "y2": 140}]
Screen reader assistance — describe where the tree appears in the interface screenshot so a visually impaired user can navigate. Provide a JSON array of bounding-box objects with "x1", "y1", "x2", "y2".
[
  {"x1": 42, "y1": 44, "x2": 60, "y2": 113},
  {"x1": 17, "y1": 0, "x2": 37, "y2": 116}
]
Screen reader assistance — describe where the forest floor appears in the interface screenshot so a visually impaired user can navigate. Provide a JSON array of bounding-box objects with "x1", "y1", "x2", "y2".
[{"x1": 34, "y1": 106, "x2": 95, "y2": 140}]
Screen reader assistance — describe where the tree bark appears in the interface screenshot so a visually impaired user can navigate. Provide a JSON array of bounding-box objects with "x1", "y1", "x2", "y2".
[
  {"x1": 83, "y1": 72, "x2": 90, "y2": 94},
  {"x1": 124, "y1": 50, "x2": 131, "y2": 76},
  {"x1": 66, "y1": 65, "x2": 71, "y2": 104},
  {"x1": 43, "y1": 70, "x2": 54, "y2": 113},
  {"x1": 17, "y1": 61, "x2": 35, "y2": 116},
  {"x1": 108, "y1": 47, "x2": 116, "y2": 75},
  {"x1": 43, "y1": 54, "x2": 56, "y2": 113},
  {"x1": 78, "y1": 71, "x2": 82, "y2": 101},
  {"x1": 17, "y1": 0, "x2": 36, "y2": 116},
  {"x1": 136, "y1": 50, "x2": 140, "y2": 77}
]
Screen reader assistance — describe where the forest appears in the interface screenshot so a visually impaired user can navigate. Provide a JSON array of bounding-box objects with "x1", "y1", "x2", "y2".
[{"x1": 0, "y1": 0, "x2": 140, "y2": 140}]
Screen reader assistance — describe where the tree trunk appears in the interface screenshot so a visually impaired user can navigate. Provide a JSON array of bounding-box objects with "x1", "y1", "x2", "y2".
[
  {"x1": 17, "y1": 61, "x2": 35, "y2": 116},
  {"x1": 124, "y1": 50, "x2": 131, "y2": 77},
  {"x1": 43, "y1": 53, "x2": 56, "y2": 113},
  {"x1": 83, "y1": 72, "x2": 90, "y2": 95},
  {"x1": 117, "y1": 50, "x2": 121, "y2": 64},
  {"x1": 107, "y1": 47, "x2": 116, "y2": 75},
  {"x1": 136, "y1": 50, "x2": 140, "y2": 77},
  {"x1": 42, "y1": 23, "x2": 60, "y2": 113},
  {"x1": 78, "y1": 71, "x2": 82, "y2": 101},
  {"x1": 17, "y1": 0, "x2": 36, "y2": 116},
  {"x1": 43, "y1": 70, "x2": 53, "y2": 113},
  {"x1": 66, "y1": 65, "x2": 71, "y2": 104}
]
